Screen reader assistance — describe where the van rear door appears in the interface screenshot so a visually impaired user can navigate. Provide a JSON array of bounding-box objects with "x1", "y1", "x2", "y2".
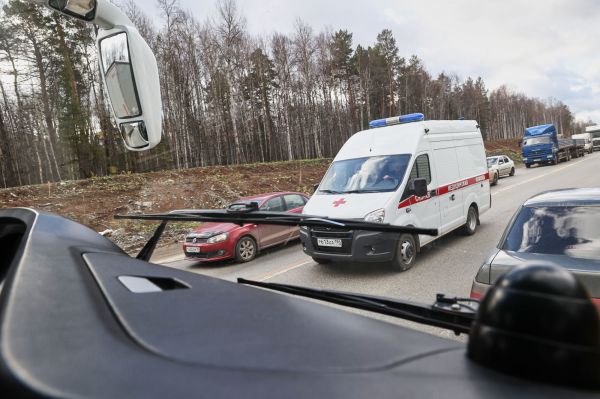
[
  {"x1": 455, "y1": 143, "x2": 490, "y2": 217},
  {"x1": 433, "y1": 146, "x2": 464, "y2": 234}
]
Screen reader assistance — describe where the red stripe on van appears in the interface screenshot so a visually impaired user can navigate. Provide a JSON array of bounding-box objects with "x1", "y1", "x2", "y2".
[
  {"x1": 398, "y1": 193, "x2": 434, "y2": 209},
  {"x1": 398, "y1": 172, "x2": 489, "y2": 209},
  {"x1": 436, "y1": 172, "x2": 490, "y2": 196}
]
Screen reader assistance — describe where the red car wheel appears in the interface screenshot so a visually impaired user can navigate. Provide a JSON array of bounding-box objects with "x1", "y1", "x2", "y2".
[{"x1": 235, "y1": 236, "x2": 257, "y2": 263}]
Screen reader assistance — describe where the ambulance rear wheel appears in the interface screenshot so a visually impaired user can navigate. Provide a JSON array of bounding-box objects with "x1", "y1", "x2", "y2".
[
  {"x1": 462, "y1": 206, "x2": 479, "y2": 236},
  {"x1": 392, "y1": 234, "x2": 417, "y2": 272}
]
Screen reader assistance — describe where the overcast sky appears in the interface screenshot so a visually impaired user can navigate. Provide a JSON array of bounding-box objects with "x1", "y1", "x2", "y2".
[{"x1": 137, "y1": 0, "x2": 600, "y2": 123}]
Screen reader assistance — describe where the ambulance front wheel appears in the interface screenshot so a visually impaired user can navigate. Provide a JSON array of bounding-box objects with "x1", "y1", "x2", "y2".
[{"x1": 392, "y1": 234, "x2": 417, "y2": 272}]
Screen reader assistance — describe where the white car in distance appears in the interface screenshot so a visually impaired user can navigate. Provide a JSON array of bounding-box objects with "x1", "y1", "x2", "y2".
[{"x1": 487, "y1": 155, "x2": 515, "y2": 185}]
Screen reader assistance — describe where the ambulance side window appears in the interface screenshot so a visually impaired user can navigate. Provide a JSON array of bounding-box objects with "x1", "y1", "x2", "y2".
[{"x1": 401, "y1": 154, "x2": 431, "y2": 201}]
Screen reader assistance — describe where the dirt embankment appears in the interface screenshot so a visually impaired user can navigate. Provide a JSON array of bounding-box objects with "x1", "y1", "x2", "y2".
[
  {"x1": 0, "y1": 159, "x2": 330, "y2": 252},
  {"x1": 0, "y1": 140, "x2": 521, "y2": 253},
  {"x1": 484, "y1": 138, "x2": 522, "y2": 163}
]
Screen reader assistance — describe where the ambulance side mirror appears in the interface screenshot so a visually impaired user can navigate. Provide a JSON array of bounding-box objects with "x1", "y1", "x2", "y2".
[{"x1": 413, "y1": 178, "x2": 428, "y2": 198}]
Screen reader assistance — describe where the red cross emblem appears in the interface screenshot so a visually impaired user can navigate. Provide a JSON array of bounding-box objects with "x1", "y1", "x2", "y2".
[{"x1": 333, "y1": 198, "x2": 347, "y2": 207}]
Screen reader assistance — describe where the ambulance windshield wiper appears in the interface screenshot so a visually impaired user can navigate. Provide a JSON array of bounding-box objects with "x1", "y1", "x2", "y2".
[
  {"x1": 342, "y1": 189, "x2": 386, "y2": 194},
  {"x1": 115, "y1": 210, "x2": 438, "y2": 261},
  {"x1": 318, "y1": 189, "x2": 343, "y2": 194},
  {"x1": 238, "y1": 279, "x2": 478, "y2": 335}
]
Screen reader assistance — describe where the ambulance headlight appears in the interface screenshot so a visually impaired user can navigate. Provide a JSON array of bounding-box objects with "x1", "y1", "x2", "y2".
[{"x1": 364, "y1": 209, "x2": 385, "y2": 223}]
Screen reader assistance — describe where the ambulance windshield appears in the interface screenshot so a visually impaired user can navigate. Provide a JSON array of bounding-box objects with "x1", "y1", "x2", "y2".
[{"x1": 318, "y1": 154, "x2": 411, "y2": 194}]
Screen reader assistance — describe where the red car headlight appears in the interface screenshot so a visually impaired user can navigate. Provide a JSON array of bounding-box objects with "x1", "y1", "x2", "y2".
[{"x1": 207, "y1": 232, "x2": 229, "y2": 244}]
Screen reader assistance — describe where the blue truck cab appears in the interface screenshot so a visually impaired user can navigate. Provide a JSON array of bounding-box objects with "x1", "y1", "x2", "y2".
[{"x1": 521, "y1": 124, "x2": 583, "y2": 168}]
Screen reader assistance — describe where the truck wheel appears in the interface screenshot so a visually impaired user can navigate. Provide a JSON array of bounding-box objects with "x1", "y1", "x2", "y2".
[
  {"x1": 566, "y1": 151, "x2": 571, "y2": 161},
  {"x1": 312, "y1": 257, "x2": 331, "y2": 264},
  {"x1": 509, "y1": 167, "x2": 515, "y2": 176},
  {"x1": 462, "y1": 206, "x2": 478, "y2": 236},
  {"x1": 392, "y1": 234, "x2": 417, "y2": 271},
  {"x1": 235, "y1": 236, "x2": 257, "y2": 263},
  {"x1": 525, "y1": 163, "x2": 531, "y2": 169},
  {"x1": 551, "y1": 155, "x2": 558, "y2": 165}
]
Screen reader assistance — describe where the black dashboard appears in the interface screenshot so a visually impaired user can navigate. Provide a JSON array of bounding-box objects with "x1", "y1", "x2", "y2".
[{"x1": 0, "y1": 208, "x2": 597, "y2": 398}]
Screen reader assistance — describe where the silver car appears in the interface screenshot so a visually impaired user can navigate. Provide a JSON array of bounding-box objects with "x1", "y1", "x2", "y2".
[
  {"x1": 471, "y1": 188, "x2": 600, "y2": 309},
  {"x1": 487, "y1": 155, "x2": 516, "y2": 180}
]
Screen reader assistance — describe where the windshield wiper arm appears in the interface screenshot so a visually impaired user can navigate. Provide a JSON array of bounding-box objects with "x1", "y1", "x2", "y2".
[
  {"x1": 116, "y1": 210, "x2": 438, "y2": 260},
  {"x1": 342, "y1": 190, "x2": 384, "y2": 194},
  {"x1": 115, "y1": 211, "x2": 438, "y2": 235},
  {"x1": 318, "y1": 189, "x2": 342, "y2": 194},
  {"x1": 237, "y1": 279, "x2": 478, "y2": 335}
]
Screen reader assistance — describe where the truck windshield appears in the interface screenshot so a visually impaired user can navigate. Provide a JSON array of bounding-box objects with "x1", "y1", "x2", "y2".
[
  {"x1": 318, "y1": 155, "x2": 411, "y2": 194},
  {"x1": 502, "y1": 206, "x2": 600, "y2": 260},
  {"x1": 523, "y1": 137, "x2": 551, "y2": 146}
]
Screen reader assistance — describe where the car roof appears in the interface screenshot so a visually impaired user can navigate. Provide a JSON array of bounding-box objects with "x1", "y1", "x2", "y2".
[
  {"x1": 236, "y1": 192, "x2": 307, "y2": 204},
  {"x1": 524, "y1": 188, "x2": 600, "y2": 207}
]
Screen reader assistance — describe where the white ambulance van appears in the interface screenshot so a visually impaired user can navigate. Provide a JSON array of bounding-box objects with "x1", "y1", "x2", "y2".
[{"x1": 300, "y1": 113, "x2": 491, "y2": 271}]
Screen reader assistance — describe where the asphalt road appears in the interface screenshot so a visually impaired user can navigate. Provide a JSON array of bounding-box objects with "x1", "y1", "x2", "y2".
[{"x1": 155, "y1": 153, "x2": 600, "y2": 336}]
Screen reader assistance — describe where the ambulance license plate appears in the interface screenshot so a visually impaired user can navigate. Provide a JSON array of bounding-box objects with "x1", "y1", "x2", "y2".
[{"x1": 317, "y1": 238, "x2": 343, "y2": 248}]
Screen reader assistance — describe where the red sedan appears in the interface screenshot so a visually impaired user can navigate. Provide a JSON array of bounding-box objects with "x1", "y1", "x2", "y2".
[{"x1": 183, "y1": 192, "x2": 310, "y2": 263}]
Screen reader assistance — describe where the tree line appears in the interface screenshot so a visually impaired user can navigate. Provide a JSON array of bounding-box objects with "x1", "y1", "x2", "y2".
[{"x1": 0, "y1": 0, "x2": 592, "y2": 188}]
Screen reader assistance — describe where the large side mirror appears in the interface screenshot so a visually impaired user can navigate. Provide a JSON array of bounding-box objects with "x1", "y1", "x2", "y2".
[
  {"x1": 97, "y1": 28, "x2": 162, "y2": 151},
  {"x1": 35, "y1": 1, "x2": 163, "y2": 151},
  {"x1": 413, "y1": 178, "x2": 428, "y2": 198}
]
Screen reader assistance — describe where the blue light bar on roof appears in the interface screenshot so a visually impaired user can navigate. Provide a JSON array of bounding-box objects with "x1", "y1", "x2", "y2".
[{"x1": 369, "y1": 113, "x2": 425, "y2": 129}]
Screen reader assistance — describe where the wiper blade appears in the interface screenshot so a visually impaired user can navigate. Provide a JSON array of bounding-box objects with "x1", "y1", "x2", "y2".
[
  {"x1": 342, "y1": 190, "x2": 384, "y2": 194},
  {"x1": 318, "y1": 189, "x2": 342, "y2": 194},
  {"x1": 115, "y1": 210, "x2": 438, "y2": 236},
  {"x1": 116, "y1": 210, "x2": 438, "y2": 261},
  {"x1": 238, "y1": 279, "x2": 478, "y2": 335}
]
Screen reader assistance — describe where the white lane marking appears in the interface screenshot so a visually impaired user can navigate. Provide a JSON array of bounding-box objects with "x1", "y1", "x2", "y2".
[
  {"x1": 492, "y1": 156, "x2": 596, "y2": 196},
  {"x1": 258, "y1": 260, "x2": 313, "y2": 282}
]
